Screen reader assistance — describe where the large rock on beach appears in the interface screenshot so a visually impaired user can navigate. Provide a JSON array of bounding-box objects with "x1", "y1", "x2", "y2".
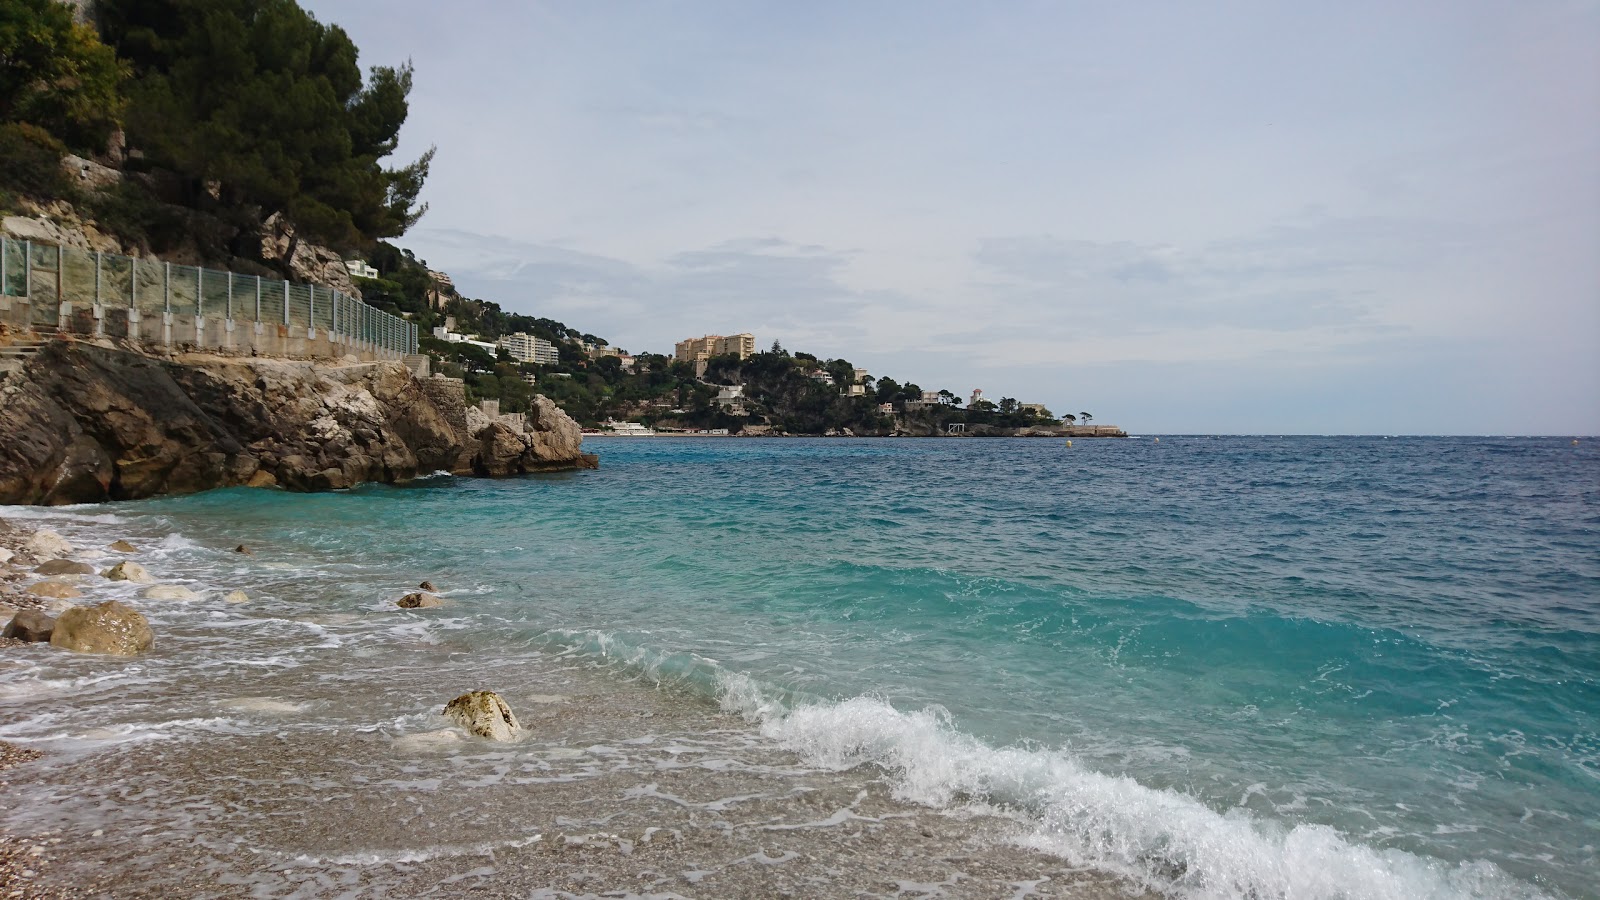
[
  {"x1": 397, "y1": 592, "x2": 442, "y2": 609},
  {"x1": 142, "y1": 584, "x2": 200, "y2": 601},
  {"x1": 3, "y1": 610, "x2": 55, "y2": 643},
  {"x1": 0, "y1": 342, "x2": 594, "y2": 505},
  {"x1": 34, "y1": 559, "x2": 96, "y2": 576},
  {"x1": 24, "y1": 530, "x2": 74, "y2": 558},
  {"x1": 49, "y1": 600, "x2": 152, "y2": 655},
  {"x1": 0, "y1": 548, "x2": 14, "y2": 565},
  {"x1": 101, "y1": 561, "x2": 155, "y2": 583},
  {"x1": 443, "y1": 691, "x2": 522, "y2": 741},
  {"x1": 29, "y1": 580, "x2": 80, "y2": 600}
]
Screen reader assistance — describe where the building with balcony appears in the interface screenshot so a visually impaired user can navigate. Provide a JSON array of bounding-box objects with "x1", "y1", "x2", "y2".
[
  {"x1": 498, "y1": 332, "x2": 561, "y2": 365},
  {"x1": 674, "y1": 333, "x2": 756, "y2": 363}
]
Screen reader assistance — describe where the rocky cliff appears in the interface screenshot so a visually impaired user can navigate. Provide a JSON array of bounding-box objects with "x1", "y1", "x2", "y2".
[{"x1": 0, "y1": 339, "x2": 596, "y2": 506}]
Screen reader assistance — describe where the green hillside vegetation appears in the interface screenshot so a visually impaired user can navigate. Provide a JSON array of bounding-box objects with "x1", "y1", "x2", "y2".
[{"x1": 1, "y1": 0, "x2": 429, "y2": 267}]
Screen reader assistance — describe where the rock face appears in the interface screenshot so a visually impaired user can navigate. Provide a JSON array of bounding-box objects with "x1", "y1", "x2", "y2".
[
  {"x1": 443, "y1": 691, "x2": 522, "y2": 742},
  {"x1": 258, "y1": 212, "x2": 361, "y2": 299},
  {"x1": 3, "y1": 609, "x2": 55, "y2": 642},
  {"x1": 35, "y1": 559, "x2": 97, "y2": 576},
  {"x1": 102, "y1": 561, "x2": 155, "y2": 583},
  {"x1": 49, "y1": 600, "x2": 153, "y2": 655},
  {"x1": 397, "y1": 592, "x2": 442, "y2": 609},
  {"x1": 470, "y1": 396, "x2": 599, "y2": 476}
]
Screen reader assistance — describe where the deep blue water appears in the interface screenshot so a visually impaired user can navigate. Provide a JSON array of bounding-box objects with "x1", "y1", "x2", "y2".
[{"x1": 51, "y1": 436, "x2": 1600, "y2": 897}]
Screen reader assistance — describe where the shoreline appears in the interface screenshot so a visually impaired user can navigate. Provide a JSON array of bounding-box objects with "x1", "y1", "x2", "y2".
[{"x1": 0, "y1": 509, "x2": 1132, "y2": 898}]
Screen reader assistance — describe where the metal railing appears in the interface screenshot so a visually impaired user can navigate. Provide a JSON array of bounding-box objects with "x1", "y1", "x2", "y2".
[{"x1": 0, "y1": 236, "x2": 417, "y2": 355}]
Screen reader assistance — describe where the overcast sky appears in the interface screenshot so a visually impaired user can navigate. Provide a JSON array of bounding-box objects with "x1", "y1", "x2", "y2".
[{"x1": 305, "y1": 0, "x2": 1598, "y2": 435}]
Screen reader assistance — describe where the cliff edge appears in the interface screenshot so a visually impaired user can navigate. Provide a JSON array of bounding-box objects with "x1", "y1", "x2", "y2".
[{"x1": 0, "y1": 338, "x2": 596, "y2": 505}]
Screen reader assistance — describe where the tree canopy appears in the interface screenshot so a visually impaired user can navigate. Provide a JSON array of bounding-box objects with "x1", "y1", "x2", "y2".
[
  {"x1": 0, "y1": 0, "x2": 124, "y2": 150},
  {"x1": 96, "y1": 0, "x2": 431, "y2": 248}
]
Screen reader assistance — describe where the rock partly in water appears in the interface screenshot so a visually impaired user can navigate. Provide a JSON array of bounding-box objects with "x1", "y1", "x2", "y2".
[
  {"x1": 442, "y1": 691, "x2": 522, "y2": 742},
  {"x1": 101, "y1": 561, "x2": 155, "y2": 583},
  {"x1": 3, "y1": 610, "x2": 55, "y2": 643},
  {"x1": 397, "y1": 592, "x2": 442, "y2": 609},
  {"x1": 468, "y1": 396, "x2": 600, "y2": 477},
  {"x1": 29, "y1": 580, "x2": 80, "y2": 600},
  {"x1": 234, "y1": 545, "x2": 253, "y2": 555},
  {"x1": 35, "y1": 559, "x2": 97, "y2": 576},
  {"x1": 223, "y1": 590, "x2": 248, "y2": 603},
  {"x1": 142, "y1": 584, "x2": 201, "y2": 601},
  {"x1": 24, "y1": 530, "x2": 74, "y2": 558},
  {"x1": 49, "y1": 600, "x2": 153, "y2": 655},
  {"x1": 109, "y1": 540, "x2": 137, "y2": 552},
  {"x1": 419, "y1": 580, "x2": 436, "y2": 592}
]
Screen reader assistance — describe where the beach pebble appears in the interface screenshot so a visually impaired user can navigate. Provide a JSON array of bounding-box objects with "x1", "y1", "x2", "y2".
[
  {"x1": 101, "y1": 561, "x2": 155, "y2": 583},
  {"x1": 3, "y1": 610, "x2": 55, "y2": 643},
  {"x1": 397, "y1": 592, "x2": 442, "y2": 609},
  {"x1": 443, "y1": 691, "x2": 523, "y2": 742},
  {"x1": 34, "y1": 559, "x2": 96, "y2": 577},
  {"x1": 109, "y1": 540, "x2": 137, "y2": 553},
  {"x1": 23, "y1": 530, "x2": 74, "y2": 558},
  {"x1": 29, "y1": 580, "x2": 80, "y2": 600},
  {"x1": 142, "y1": 585, "x2": 201, "y2": 601},
  {"x1": 223, "y1": 590, "x2": 249, "y2": 603},
  {"x1": 49, "y1": 600, "x2": 153, "y2": 655}
]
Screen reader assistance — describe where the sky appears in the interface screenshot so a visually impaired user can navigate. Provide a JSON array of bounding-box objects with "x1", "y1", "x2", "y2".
[{"x1": 303, "y1": 0, "x2": 1599, "y2": 435}]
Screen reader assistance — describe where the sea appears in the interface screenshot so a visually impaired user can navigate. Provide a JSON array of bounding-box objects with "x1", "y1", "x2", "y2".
[{"x1": 1, "y1": 435, "x2": 1595, "y2": 899}]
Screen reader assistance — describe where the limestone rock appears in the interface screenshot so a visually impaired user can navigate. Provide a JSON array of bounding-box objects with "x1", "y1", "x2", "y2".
[
  {"x1": 418, "y1": 581, "x2": 436, "y2": 592},
  {"x1": 258, "y1": 211, "x2": 362, "y2": 298},
  {"x1": 397, "y1": 592, "x2": 442, "y2": 609},
  {"x1": 24, "y1": 530, "x2": 74, "y2": 558},
  {"x1": 109, "y1": 540, "x2": 137, "y2": 552},
  {"x1": 443, "y1": 691, "x2": 522, "y2": 741},
  {"x1": 35, "y1": 559, "x2": 96, "y2": 576},
  {"x1": 49, "y1": 600, "x2": 153, "y2": 655},
  {"x1": 0, "y1": 548, "x2": 13, "y2": 565},
  {"x1": 3, "y1": 610, "x2": 56, "y2": 643},
  {"x1": 102, "y1": 561, "x2": 155, "y2": 583},
  {"x1": 143, "y1": 584, "x2": 201, "y2": 601},
  {"x1": 29, "y1": 580, "x2": 80, "y2": 600},
  {"x1": 234, "y1": 545, "x2": 253, "y2": 555},
  {"x1": 223, "y1": 590, "x2": 249, "y2": 603}
]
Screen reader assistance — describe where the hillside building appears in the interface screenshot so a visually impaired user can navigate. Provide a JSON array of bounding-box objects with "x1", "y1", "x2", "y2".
[
  {"x1": 498, "y1": 332, "x2": 561, "y2": 365},
  {"x1": 674, "y1": 333, "x2": 755, "y2": 364}
]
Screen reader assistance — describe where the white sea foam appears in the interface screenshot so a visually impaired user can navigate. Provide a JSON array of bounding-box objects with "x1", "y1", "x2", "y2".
[{"x1": 743, "y1": 695, "x2": 1551, "y2": 900}]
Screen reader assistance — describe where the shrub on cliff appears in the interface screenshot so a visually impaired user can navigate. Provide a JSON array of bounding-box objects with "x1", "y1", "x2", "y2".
[{"x1": 0, "y1": 122, "x2": 72, "y2": 203}]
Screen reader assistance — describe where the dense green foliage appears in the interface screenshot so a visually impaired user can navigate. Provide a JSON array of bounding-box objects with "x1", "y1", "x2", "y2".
[
  {"x1": 0, "y1": 0, "x2": 124, "y2": 151},
  {"x1": 0, "y1": 122, "x2": 71, "y2": 204},
  {"x1": 96, "y1": 0, "x2": 432, "y2": 248}
]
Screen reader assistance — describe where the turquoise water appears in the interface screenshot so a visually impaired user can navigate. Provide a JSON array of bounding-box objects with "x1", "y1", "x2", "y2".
[{"x1": 32, "y1": 436, "x2": 1600, "y2": 897}]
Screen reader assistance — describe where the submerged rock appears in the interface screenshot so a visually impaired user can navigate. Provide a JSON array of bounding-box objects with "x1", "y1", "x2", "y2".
[
  {"x1": 29, "y1": 580, "x2": 80, "y2": 600},
  {"x1": 223, "y1": 590, "x2": 249, "y2": 603},
  {"x1": 142, "y1": 584, "x2": 201, "y2": 601},
  {"x1": 34, "y1": 559, "x2": 96, "y2": 576},
  {"x1": 419, "y1": 580, "x2": 437, "y2": 592},
  {"x1": 109, "y1": 540, "x2": 137, "y2": 552},
  {"x1": 443, "y1": 691, "x2": 522, "y2": 741},
  {"x1": 234, "y1": 545, "x2": 253, "y2": 555},
  {"x1": 3, "y1": 610, "x2": 55, "y2": 643},
  {"x1": 101, "y1": 561, "x2": 155, "y2": 583},
  {"x1": 49, "y1": 600, "x2": 152, "y2": 655},
  {"x1": 24, "y1": 530, "x2": 74, "y2": 558},
  {"x1": 397, "y1": 592, "x2": 442, "y2": 609}
]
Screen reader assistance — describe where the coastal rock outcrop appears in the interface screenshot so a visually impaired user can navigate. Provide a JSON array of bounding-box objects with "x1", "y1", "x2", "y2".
[
  {"x1": 397, "y1": 592, "x2": 442, "y2": 609},
  {"x1": 49, "y1": 600, "x2": 153, "y2": 655},
  {"x1": 102, "y1": 561, "x2": 155, "y2": 583},
  {"x1": 3, "y1": 610, "x2": 55, "y2": 643},
  {"x1": 35, "y1": 559, "x2": 97, "y2": 576},
  {"x1": 443, "y1": 691, "x2": 522, "y2": 741},
  {"x1": 0, "y1": 341, "x2": 595, "y2": 505}
]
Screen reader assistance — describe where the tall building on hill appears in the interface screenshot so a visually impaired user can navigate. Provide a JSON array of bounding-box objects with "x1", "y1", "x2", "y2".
[
  {"x1": 498, "y1": 332, "x2": 560, "y2": 365},
  {"x1": 674, "y1": 333, "x2": 755, "y2": 364}
]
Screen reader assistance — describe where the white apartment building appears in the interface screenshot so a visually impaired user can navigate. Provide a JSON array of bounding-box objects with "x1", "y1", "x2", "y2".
[
  {"x1": 498, "y1": 332, "x2": 561, "y2": 365},
  {"x1": 344, "y1": 259, "x2": 379, "y2": 279}
]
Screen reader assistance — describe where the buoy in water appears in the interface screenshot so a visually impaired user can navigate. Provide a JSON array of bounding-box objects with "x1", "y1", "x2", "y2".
[
  {"x1": 1154, "y1": 437, "x2": 1160, "y2": 443},
  {"x1": 1065, "y1": 440, "x2": 1072, "y2": 448}
]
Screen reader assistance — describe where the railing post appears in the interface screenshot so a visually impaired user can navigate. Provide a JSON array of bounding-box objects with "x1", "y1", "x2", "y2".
[
  {"x1": 255, "y1": 276, "x2": 261, "y2": 321},
  {"x1": 163, "y1": 262, "x2": 171, "y2": 312},
  {"x1": 130, "y1": 256, "x2": 137, "y2": 308},
  {"x1": 226, "y1": 271, "x2": 233, "y2": 320},
  {"x1": 94, "y1": 251, "x2": 102, "y2": 305},
  {"x1": 309, "y1": 285, "x2": 316, "y2": 332},
  {"x1": 23, "y1": 241, "x2": 31, "y2": 300},
  {"x1": 283, "y1": 281, "x2": 290, "y2": 326},
  {"x1": 1, "y1": 236, "x2": 8, "y2": 296},
  {"x1": 196, "y1": 267, "x2": 203, "y2": 317}
]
